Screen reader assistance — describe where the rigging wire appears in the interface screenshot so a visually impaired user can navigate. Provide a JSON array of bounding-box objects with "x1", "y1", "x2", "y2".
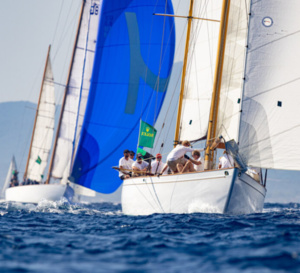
[
  {"x1": 26, "y1": 1, "x2": 82, "y2": 180},
  {"x1": 153, "y1": 19, "x2": 188, "y2": 154}
]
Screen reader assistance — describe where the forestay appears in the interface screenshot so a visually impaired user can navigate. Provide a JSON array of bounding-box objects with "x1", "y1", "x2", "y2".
[
  {"x1": 51, "y1": 0, "x2": 102, "y2": 181},
  {"x1": 239, "y1": 0, "x2": 300, "y2": 170},
  {"x1": 27, "y1": 55, "x2": 55, "y2": 182},
  {"x1": 180, "y1": 0, "x2": 222, "y2": 141},
  {"x1": 70, "y1": 0, "x2": 175, "y2": 193},
  {"x1": 216, "y1": 0, "x2": 250, "y2": 142}
]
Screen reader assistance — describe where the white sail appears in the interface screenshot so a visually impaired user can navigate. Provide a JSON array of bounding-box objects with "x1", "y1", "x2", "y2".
[
  {"x1": 51, "y1": 0, "x2": 102, "y2": 179},
  {"x1": 179, "y1": 1, "x2": 222, "y2": 141},
  {"x1": 239, "y1": 0, "x2": 300, "y2": 170},
  {"x1": 2, "y1": 156, "x2": 17, "y2": 198},
  {"x1": 27, "y1": 55, "x2": 55, "y2": 182},
  {"x1": 216, "y1": 0, "x2": 250, "y2": 142}
]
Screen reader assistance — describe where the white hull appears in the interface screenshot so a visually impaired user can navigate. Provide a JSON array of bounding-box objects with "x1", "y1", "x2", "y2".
[
  {"x1": 121, "y1": 168, "x2": 266, "y2": 215},
  {"x1": 5, "y1": 184, "x2": 67, "y2": 203}
]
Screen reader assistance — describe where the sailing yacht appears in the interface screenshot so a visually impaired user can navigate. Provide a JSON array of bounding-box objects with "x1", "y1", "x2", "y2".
[
  {"x1": 121, "y1": 0, "x2": 271, "y2": 215},
  {"x1": 64, "y1": 0, "x2": 299, "y2": 215},
  {"x1": 5, "y1": 46, "x2": 69, "y2": 203},
  {"x1": 69, "y1": 1, "x2": 176, "y2": 195},
  {"x1": 121, "y1": 0, "x2": 300, "y2": 215},
  {"x1": 4, "y1": 0, "x2": 101, "y2": 203}
]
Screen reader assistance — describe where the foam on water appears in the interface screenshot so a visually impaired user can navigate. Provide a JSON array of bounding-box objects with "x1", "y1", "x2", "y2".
[
  {"x1": 0, "y1": 202, "x2": 299, "y2": 272},
  {"x1": 188, "y1": 201, "x2": 222, "y2": 214}
]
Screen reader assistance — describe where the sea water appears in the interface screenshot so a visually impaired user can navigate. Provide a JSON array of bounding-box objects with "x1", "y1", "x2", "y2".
[{"x1": 0, "y1": 201, "x2": 299, "y2": 273}]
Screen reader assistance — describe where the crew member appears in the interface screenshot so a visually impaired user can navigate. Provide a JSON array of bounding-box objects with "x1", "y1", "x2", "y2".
[
  {"x1": 129, "y1": 151, "x2": 135, "y2": 160},
  {"x1": 218, "y1": 150, "x2": 234, "y2": 169},
  {"x1": 163, "y1": 140, "x2": 202, "y2": 173},
  {"x1": 132, "y1": 153, "x2": 149, "y2": 176},
  {"x1": 119, "y1": 149, "x2": 134, "y2": 180},
  {"x1": 178, "y1": 150, "x2": 204, "y2": 173},
  {"x1": 151, "y1": 153, "x2": 167, "y2": 175}
]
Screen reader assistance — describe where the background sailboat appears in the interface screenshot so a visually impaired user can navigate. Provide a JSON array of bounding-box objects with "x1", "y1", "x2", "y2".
[
  {"x1": 1, "y1": 156, "x2": 18, "y2": 199},
  {"x1": 69, "y1": 0, "x2": 176, "y2": 194},
  {"x1": 4, "y1": 0, "x2": 103, "y2": 203},
  {"x1": 5, "y1": 46, "x2": 69, "y2": 203}
]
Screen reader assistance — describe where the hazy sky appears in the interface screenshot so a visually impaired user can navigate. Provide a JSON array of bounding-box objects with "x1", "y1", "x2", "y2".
[
  {"x1": 0, "y1": 0, "x2": 82, "y2": 104},
  {"x1": 0, "y1": 0, "x2": 188, "y2": 105}
]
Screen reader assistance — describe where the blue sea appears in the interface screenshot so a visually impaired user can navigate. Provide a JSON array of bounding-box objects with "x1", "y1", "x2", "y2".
[{"x1": 0, "y1": 201, "x2": 299, "y2": 273}]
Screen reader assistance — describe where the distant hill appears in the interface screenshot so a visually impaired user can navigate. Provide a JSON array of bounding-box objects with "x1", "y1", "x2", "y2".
[{"x1": 0, "y1": 101, "x2": 36, "y2": 186}]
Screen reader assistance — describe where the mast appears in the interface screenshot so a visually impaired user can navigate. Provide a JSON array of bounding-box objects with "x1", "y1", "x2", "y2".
[
  {"x1": 24, "y1": 45, "x2": 51, "y2": 181},
  {"x1": 174, "y1": 0, "x2": 194, "y2": 147},
  {"x1": 46, "y1": 1, "x2": 85, "y2": 184},
  {"x1": 204, "y1": 0, "x2": 230, "y2": 170}
]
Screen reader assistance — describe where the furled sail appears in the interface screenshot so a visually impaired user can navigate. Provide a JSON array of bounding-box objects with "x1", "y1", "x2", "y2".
[
  {"x1": 26, "y1": 52, "x2": 55, "y2": 182},
  {"x1": 50, "y1": 0, "x2": 102, "y2": 181},
  {"x1": 216, "y1": 0, "x2": 250, "y2": 142},
  {"x1": 70, "y1": 0, "x2": 175, "y2": 193},
  {"x1": 179, "y1": 1, "x2": 222, "y2": 141},
  {"x1": 239, "y1": 0, "x2": 300, "y2": 170}
]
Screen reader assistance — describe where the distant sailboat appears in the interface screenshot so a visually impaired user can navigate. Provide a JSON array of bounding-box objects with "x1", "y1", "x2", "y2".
[
  {"x1": 5, "y1": 46, "x2": 69, "y2": 203},
  {"x1": 1, "y1": 156, "x2": 18, "y2": 199},
  {"x1": 69, "y1": 0, "x2": 175, "y2": 194},
  {"x1": 46, "y1": 0, "x2": 101, "y2": 200},
  {"x1": 4, "y1": 0, "x2": 102, "y2": 203}
]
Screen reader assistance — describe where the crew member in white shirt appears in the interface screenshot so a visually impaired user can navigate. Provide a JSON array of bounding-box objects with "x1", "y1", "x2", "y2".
[
  {"x1": 163, "y1": 140, "x2": 203, "y2": 173},
  {"x1": 178, "y1": 150, "x2": 204, "y2": 173},
  {"x1": 119, "y1": 149, "x2": 134, "y2": 180},
  {"x1": 132, "y1": 153, "x2": 149, "y2": 176},
  {"x1": 151, "y1": 153, "x2": 167, "y2": 175},
  {"x1": 218, "y1": 150, "x2": 234, "y2": 169}
]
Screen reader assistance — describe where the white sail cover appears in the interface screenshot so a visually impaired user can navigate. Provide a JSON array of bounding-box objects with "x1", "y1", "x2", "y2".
[
  {"x1": 51, "y1": 0, "x2": 102, "y2": 179},
  {"x1": 27, "y1": 56, "x2": 55, "y2": 182},
  {"x1": 239, "y1": 0, "x2": 300, "y2": 170},
  {"x1": 179, "y1": 1, "x2": 222, "y2": 141},
  {"x1": 2, "y1": 156, "x2": 17, "y2": 198},
  {"x1": 216, "y1": 0, "x2": 250, "y2": 142}
]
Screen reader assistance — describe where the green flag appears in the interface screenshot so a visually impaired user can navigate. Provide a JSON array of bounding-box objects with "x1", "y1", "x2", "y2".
[
  {"x1": 36, "y1": 156, "x2": 42, "y2": 165},
  {"x1": 137, "y1": 147, "x2": 147, "y2": 157},
  {"x1": 138, "y1": 120, "x2": 157, "y2": 148}
]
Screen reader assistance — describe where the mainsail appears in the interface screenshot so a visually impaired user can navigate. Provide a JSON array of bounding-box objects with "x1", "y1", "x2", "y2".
[
  {"x1": 70, "y1": 0, "x2": 175, "y2": 193},
  {"x1": 49, "y1": 0, "x2": 102, "y2": 182},
  {"x1": 216, "y1": 0, "x2": 250, "y2": 142},
  {"x1": 179, "y1": 0, "x2": 222, "y2": 141},
  {"x1": 239, "y1": 0, "x2": 300, "y2": 170},
  {"x1": 24, "y1": 46, "x2": 55, "y2": 182}
]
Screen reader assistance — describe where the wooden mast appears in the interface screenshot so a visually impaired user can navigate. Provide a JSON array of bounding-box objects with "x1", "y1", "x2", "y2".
[
  {"x1": 46, "y1": 1, "x2": 85, "y2": 184},
  {"x1": 174, "y1": 0, "x2": 194, "y2": 147},
  {"x1": 23, "y1": 45, "x2": 51, "y2": 181},
  {"x1": 204, "y1": 0, "x2": 231, "y2": 170}
]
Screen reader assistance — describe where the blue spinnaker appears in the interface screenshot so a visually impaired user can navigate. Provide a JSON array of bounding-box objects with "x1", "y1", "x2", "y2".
[{"x1": 70, "y1": 0, "x2": 175, "y2": 193}]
